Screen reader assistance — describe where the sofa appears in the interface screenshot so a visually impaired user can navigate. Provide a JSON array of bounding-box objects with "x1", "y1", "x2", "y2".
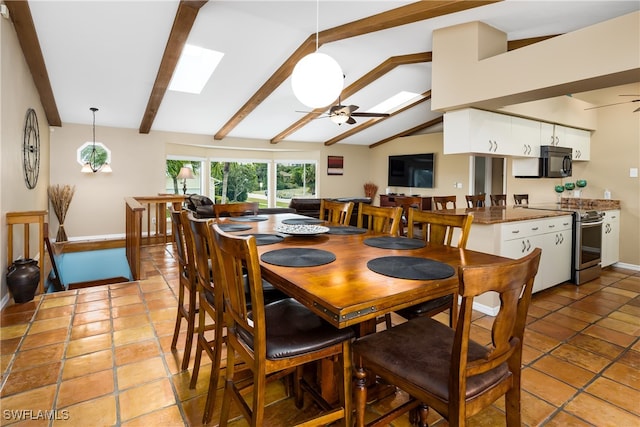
[
  {"x1": 288, "y1": 197, "x2": 372, "y2": 226},
  {"x1": 186, "y1": 195, "x2": 296, "y2": 218}
]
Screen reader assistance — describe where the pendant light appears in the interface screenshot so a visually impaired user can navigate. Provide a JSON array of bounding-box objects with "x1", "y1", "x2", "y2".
[
  {"x1": 291, "y1": 0, "x2": 343, "y2": 108},
  {"x1": 81, "y1": 107, "x2": 111, "y2": 173}
]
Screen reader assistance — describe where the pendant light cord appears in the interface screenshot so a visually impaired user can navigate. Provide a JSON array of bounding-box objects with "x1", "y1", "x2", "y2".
[{"x1": 315, "y1": 0, "x2": 319, "y2": 51}]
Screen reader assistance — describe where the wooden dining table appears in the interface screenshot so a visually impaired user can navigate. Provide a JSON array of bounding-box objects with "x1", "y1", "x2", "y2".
[{"x1": 215, "y1": 212, "x2": 509, "y2": 402}]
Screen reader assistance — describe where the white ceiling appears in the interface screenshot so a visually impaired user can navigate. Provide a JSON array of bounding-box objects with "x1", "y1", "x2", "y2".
[{"x1": 25, "y1": 0, "x2": 640, "y2": 147}]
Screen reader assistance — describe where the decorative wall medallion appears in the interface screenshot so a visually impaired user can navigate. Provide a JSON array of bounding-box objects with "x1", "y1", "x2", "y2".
[{"x1": 22, "y1": 108, "x2": 40, "y2": 189}]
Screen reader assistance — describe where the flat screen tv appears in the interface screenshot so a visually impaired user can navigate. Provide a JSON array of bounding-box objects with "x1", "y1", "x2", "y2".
[{"x1": 388, "y1": 153, "x2": 435, "y2": 188}]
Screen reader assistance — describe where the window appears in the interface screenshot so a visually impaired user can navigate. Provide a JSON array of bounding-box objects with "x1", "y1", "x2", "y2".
[
  {"x1": 166, "y1": 159, "x2": 202, "y2": 195},
  {"x1": 210, "y1": 161, "x2": 269, "y2": 207},
  {"x1": 275, "y1": 162, "x2": 316, "y2": 206},
  {"x1": 77, "y1": 142, "x2": 111, "y2": 169}
]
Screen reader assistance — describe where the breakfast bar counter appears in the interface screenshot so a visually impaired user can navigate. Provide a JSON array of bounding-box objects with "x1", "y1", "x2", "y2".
[{"x1": 437, "y1": 206, "x2": 571, "y2": 224}]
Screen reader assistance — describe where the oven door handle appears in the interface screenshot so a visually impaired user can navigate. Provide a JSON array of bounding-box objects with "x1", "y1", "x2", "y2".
[{"x1": 581, "y1": 219, "x2": 604, "y2": 227}]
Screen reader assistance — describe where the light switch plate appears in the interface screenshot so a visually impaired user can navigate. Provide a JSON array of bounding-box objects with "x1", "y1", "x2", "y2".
[{"x1": 630, "y1": 168, "x2": 638, "y2": 178}]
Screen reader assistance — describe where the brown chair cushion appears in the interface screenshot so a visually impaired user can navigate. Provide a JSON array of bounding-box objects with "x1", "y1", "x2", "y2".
[
  {"x1": 395, "y1": 294, "x2": 453, "y2": 319},
  {"x1": 238, "y1": 298, "x2": 355, "y2": 359},
  {"x1": 353, "y1": 316, "x2": 510, "y2": 401}
]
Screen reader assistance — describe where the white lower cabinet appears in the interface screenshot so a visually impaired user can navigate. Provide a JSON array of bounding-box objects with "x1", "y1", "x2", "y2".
[
  {"x1": 467, "y1": 215, "x2": 573, "y2": 294},
  {"x1": 601, "y1": 210, "x2": 620, "y2": 267}
]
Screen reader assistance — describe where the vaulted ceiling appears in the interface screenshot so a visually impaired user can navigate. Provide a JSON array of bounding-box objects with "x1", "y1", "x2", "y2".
[{"x1": 7, "y1": 1, "x2": 639, "y2": 148}]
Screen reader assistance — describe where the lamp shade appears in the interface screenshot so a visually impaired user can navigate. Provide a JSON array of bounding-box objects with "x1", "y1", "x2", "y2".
[
  {"x1": 177, "y1": 166, "x2": 195, "y2": 180},
  {"x1": 291, "y1": 52, "x2": 343, "y2": 108},
  {"x1": 330, "y1": 113, "x2": 349, "y2": 125}
]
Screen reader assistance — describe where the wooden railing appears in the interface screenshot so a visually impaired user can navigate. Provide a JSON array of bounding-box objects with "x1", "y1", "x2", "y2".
[
  {"x1": 125, "y1": 195, "x2": 185, "y2": 280},
  {"x1": 6, "y1": 211, "x2": 47, "y2": 295}
]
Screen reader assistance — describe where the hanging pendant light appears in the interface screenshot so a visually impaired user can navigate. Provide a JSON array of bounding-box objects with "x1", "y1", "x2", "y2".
[
  {"x1": 291, "y1": 0, "x2": 343, "y2": 108},
  {"x1": 81, "y1": 107, "x2": 111, "y2": 173}
]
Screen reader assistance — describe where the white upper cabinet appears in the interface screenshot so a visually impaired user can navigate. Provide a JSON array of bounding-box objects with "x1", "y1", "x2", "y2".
[
  {"x1": 445, "y1": 109, "x2": 590, "y2": 160},
  {"x1": 540, "y1": 123, "x2": 591, "y2": 161}
]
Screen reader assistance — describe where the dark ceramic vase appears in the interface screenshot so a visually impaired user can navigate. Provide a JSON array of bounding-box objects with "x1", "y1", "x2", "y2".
[{"x1": 6, "y1": 258, "x2": 40, "y2": 303}]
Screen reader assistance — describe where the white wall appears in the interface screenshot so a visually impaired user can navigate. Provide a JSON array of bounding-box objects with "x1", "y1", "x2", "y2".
[{"x1": 1, "y1": 15, "x2": 50, "y2": 303}]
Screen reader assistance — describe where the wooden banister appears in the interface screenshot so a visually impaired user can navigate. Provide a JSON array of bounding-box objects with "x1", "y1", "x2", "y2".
[{"x1": 6, "y1": 211, "x2": 47, "y2": 294}]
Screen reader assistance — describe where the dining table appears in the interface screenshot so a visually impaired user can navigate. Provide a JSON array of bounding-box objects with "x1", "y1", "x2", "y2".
[{"x1": 214, "y1": 212, "x2": 509, "y2": 401}]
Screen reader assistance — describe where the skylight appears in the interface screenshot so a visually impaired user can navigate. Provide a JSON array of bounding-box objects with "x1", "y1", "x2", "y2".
[
  {"x1": 168, "y1": 44, "x2": 224, "y2": 94},
  {"x1": 369, "y1": 91, "x2": 424, "y2": 114}
]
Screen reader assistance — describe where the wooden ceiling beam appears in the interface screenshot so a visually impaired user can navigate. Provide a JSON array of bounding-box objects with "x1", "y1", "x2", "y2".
[
  {"x1": 215, "y1": 0, "x2": 500, "y2": 140},
  {"x1": 5, "y1": 1, "x2": 61, "y2": 126},
  {"x1": 369, "y1": 116, "x2": 444, "y2": 149},
  {"x1": 139, "y1": 0, "x2": 208, "y2": 134},
  {"x1": 271, "y1": 52, "x2": 432, "y2": 144}
]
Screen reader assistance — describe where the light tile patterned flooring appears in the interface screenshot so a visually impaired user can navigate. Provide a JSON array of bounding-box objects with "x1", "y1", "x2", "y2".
[{"x1": 1, "y1": 244, "x2": 639, "y2": 426}]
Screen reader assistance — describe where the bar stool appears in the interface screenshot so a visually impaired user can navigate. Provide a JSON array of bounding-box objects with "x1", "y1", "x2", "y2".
[
  {"x1": 433, "y1": 195, "x2": 457, "y2": 210},
  {"x1": 490, "y1": 194, "x2": 507, "y2": 206},
  {"x1": 514, "y1": 194, "x2": 529, "y2": 205},
  {"x1": 465, "y1": 194, "x2": 486, "y2": 208}
]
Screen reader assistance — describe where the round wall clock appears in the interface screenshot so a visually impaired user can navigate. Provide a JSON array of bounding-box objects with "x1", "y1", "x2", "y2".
[{"x1": 22, "y1": 108, "x2": 40, "y2": 189}]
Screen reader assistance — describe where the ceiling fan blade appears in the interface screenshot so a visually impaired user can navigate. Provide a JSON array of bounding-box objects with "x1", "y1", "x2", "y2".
[
  {"x1": 619, "y1": 94, "x2": 640, "y2": 96},
  {"x1": 346, "y1": 117, "x2": 357, "y2": 125},
  {"x1": 351, "y1": 112, "x2": 391, "y2": 118},
  {"x1": 634, "y1": 107, "x2": 640, "y2": 113},
  {"x1": 584, "y1": 100, "x2": 638, "y2": 110},
  {"x1": 348, "y1": 105, "x2": 359, "y2": 114}
]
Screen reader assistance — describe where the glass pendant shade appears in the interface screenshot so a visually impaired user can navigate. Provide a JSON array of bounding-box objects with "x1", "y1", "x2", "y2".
[{"x1": 291, "y1": 52, "x2": 343, "y2": 108}]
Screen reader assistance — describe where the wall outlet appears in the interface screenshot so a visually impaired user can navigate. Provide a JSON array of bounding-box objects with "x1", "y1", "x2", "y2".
[{"x1": 630, "y1": 167, "x2": 638, "y2": 178}]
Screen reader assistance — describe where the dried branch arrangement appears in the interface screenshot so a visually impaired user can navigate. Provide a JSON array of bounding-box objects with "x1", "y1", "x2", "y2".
[
  {"x1": 364, "y1": 182, "x2": 378, "y2": 199},
  {"x1": 48, "y1": 184, "x2": 75, "y2": 242}
]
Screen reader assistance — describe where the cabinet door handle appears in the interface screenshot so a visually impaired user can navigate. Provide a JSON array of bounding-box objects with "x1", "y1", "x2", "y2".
[
  {"x1": 526, "y1": 239, "x2": 531, "y2": 251},
  {"x1": 563, "y1": 222, "x2": 570, "y2": 226},
  {"x1": 555, "y1": 136, "x2": 560, "y2": 145},
  {"x1": 555, "y1": 234, "x2": 559, "y2": 244},
  {"x1": 531, "y1": 227, "x2": 539, "y2": 231},
  {"x1": 548, "y1": 224, "x2": 555, "y2": 228},
  {"x1": 511, "y1": 230, "x2": 520, "y2": 234},
  {"x1": 521, "y1": 240, "x2": 526, "y2": 253}
]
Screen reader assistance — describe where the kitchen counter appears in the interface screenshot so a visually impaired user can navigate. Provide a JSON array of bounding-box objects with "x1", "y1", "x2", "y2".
[{"x1": 439, "y1": 206, "x2": 572, "y2": 225}]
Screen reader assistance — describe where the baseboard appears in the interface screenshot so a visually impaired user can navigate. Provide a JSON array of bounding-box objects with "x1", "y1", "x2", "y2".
[
  {"x1": 610, "y1": 262, "x2": 640, "y2": 272},
  {"x1": 0, "y1": 293, "x2": 10, "y2": 311},
  {"x1": 471, "y1": 300, "x2": 499, "y2": 317}
]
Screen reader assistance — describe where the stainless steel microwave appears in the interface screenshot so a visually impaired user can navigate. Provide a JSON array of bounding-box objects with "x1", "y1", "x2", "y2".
[{"x1": 540, "y1": 145, "x2": 572, "y2": 178}]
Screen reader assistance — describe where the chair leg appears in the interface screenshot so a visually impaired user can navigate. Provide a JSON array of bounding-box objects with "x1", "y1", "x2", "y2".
[
  {"x1": 218, "y1": 348, "x2": 236, "y2": 427},
  {"x1": 171, "y1": 284, "x2": 185, "y2": 350},
  {"x1": 202, "y1": 315, "x2": 225, "y2": 425},
  {"x1": 384, "y1": 313, "x2": 393, "y2": 330},
  {"x1": 181, "y1": 288, "x2": 197, "y2": 371},
  {"x1": 294, "y1": 365, "x2": 304, "y2": 409},
  {"x1": 341, "y1": 340, "x2": 353, "y2": 427},
  {"x1": 354, "y1": 366, "x2": 368, "y2": 427},
  {"x1": 189, "y1": 299, "x2": 207, "y2": 389}
]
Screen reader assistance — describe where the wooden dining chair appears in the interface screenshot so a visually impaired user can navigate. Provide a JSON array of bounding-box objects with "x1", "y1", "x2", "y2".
[
  {"x1": 211, "y1": 224, "x2": 355, "y2": 427},
  {"x1": 356, "y1": 203, "x2": 403, "y2": 236},
  {"x1": 513, "y1": 194, "x2": 529, "y2": 205},
  {"x1": 213, "y1": 202, "x2": 259, "y2": 218},
  {"x1": 169, "y1": 208, "x2": 199, "y2": 371},
  {"x1": 184, "y1": 212, "x2": 226, "y2": 424},
  {"x1": 353, "y1": 248, "x2": 542, "y2": 427},
  {"x1": 490, "y1": 194, "x2": 507, "y2": 206},
  {"x1": 394, "y1": 209, "x2": 474, "y2": 328},
  {"x1": 465, "y1": 194, "x2": 486, "y2": 208},
  {"x1": 319, "y1": 199, "x2": 354, "y2": 225},
  {"x1": 433, "y1": 195, "x2": 457, "y2": 210}
]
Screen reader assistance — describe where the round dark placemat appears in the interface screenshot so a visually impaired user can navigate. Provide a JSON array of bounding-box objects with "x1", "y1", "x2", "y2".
[
  {"x1": 239, "y1": 233, "x2": 284, "y2": 246},
  {"x1": 327, "y1": 226, "x2": 367, "y2": 235},
  {"x1": 261, "y1": 248, "x2": 336, "y2": 267},
  {"x1": 217, "y1": 223, "x2": 252, "y2": 232},
  {"x1": 281, "y1": 218, "x2": 324, "y2": 225},
  {"x1": 229, "y1": 215, "x2": 268, "y2": 222},
  {"x1": 367, "y1": 256, "x2": 455, "y2": 280},
  {"x1": 364, "y1": 236, "x2": 426, "y2": 250}
]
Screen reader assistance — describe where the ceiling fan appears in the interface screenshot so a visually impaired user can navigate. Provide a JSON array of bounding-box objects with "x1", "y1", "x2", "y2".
[
  {"x1": 585, "y1": 95, "x2": 640, "y2": 112},
  {"x1": 299, "y1": 100, "x2": 390, "y2": 125}
]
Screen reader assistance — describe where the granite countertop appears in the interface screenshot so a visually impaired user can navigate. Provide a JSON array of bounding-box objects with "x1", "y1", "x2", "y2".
[{"x1": 438, "y1": 206, "x2": 572, "y2": 225}]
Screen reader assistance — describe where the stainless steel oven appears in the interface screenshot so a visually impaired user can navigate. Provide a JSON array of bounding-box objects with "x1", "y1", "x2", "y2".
[{"x1": 573, "y1": 210, "x2": 604, "y2": 285}]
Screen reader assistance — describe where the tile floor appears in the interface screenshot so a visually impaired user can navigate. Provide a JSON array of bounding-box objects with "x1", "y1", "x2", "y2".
[{"x1": 1, "y1": 243, "x2": 638, "y2": 426}]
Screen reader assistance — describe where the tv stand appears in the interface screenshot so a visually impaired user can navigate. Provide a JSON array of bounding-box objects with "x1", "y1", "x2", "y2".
[{"x1": 380, "y1": 195, "x2": 432, "y2": 211}]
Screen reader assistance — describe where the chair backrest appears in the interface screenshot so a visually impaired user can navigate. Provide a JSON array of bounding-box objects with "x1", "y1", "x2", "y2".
[
  {"x1": 319, "y1": 199, "x2": 354, "y2": 225},
  {"x1": 356, "y1": 203, "x2": 402, "y2": 236},
  {"x1": 452, "y1": 248, "x2": 541, "y2": 405},
  {"x1": 433, "y1": 195, "x2": 457, "y2": 210},
  {"x1": 407, "y1": 208, "x2": 473, "y2": 248},
  {"x1": 186, "y1": 212, "x2": 221, "y2": 309},
  {"x1": 213, "y1": 202, "x2": 258, "y2": 218},
  {"x1": 490, "y1": 194, "x2": 507, "y2": 206},
  {"x1": 513, "y1": 194, "x2": 529, "y2": 205},
  {"x1": 211, "y1": 224, "x2": 265, "y2": 357},
  {"x1": 170, "y1": 208, "x2": 188, "y2": 269},
  {"x1": 465, "y1": 194, "x2": 486, "y2": 208}
]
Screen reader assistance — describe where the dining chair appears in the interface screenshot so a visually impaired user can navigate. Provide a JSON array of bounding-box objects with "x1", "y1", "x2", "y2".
[
  {"x1": 490, "y1": 194, "x2": 507, "y2": 206},
  {"x1": 395, "y1": 196, "x2": 422, "y2": 236},
  {"x1": 319, "y1": 199, "x2": 354, "y2": 225},
  {"x1": 211, "y1": 224, "x2": 355, "y2": 427},
  {"x1": 394, "y1": 209, "x2": 474, "y2": 328},
  {"x1": 169, "y1": 208, "x2": 198, "y2": 371},
  {"x1": 184, "y1": 212, "x2": 225, "y2": 424},
  {"x1": 356, "y1": 203, "x2": 403, "y2": 236},
  {"x1": 213, "y1": 202, "x2": 259, "y2": 218},
  {"x1": 433, "y1": 195, "x2": 457, "y2": 210},
  {"x1": 513, "y1": 194, "x2": 529, "y2": 205},
  {"x1": 353, "y1": 248, "x2": 542, "y2": 427},
  {"x1": 465, "y1": 194, "x2": 486, "y2": 208}
]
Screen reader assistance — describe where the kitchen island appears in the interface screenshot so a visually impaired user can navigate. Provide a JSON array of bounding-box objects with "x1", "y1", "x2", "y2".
[{"x1": 437, "y1": 206, "x2": 574, "y2": 314}]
